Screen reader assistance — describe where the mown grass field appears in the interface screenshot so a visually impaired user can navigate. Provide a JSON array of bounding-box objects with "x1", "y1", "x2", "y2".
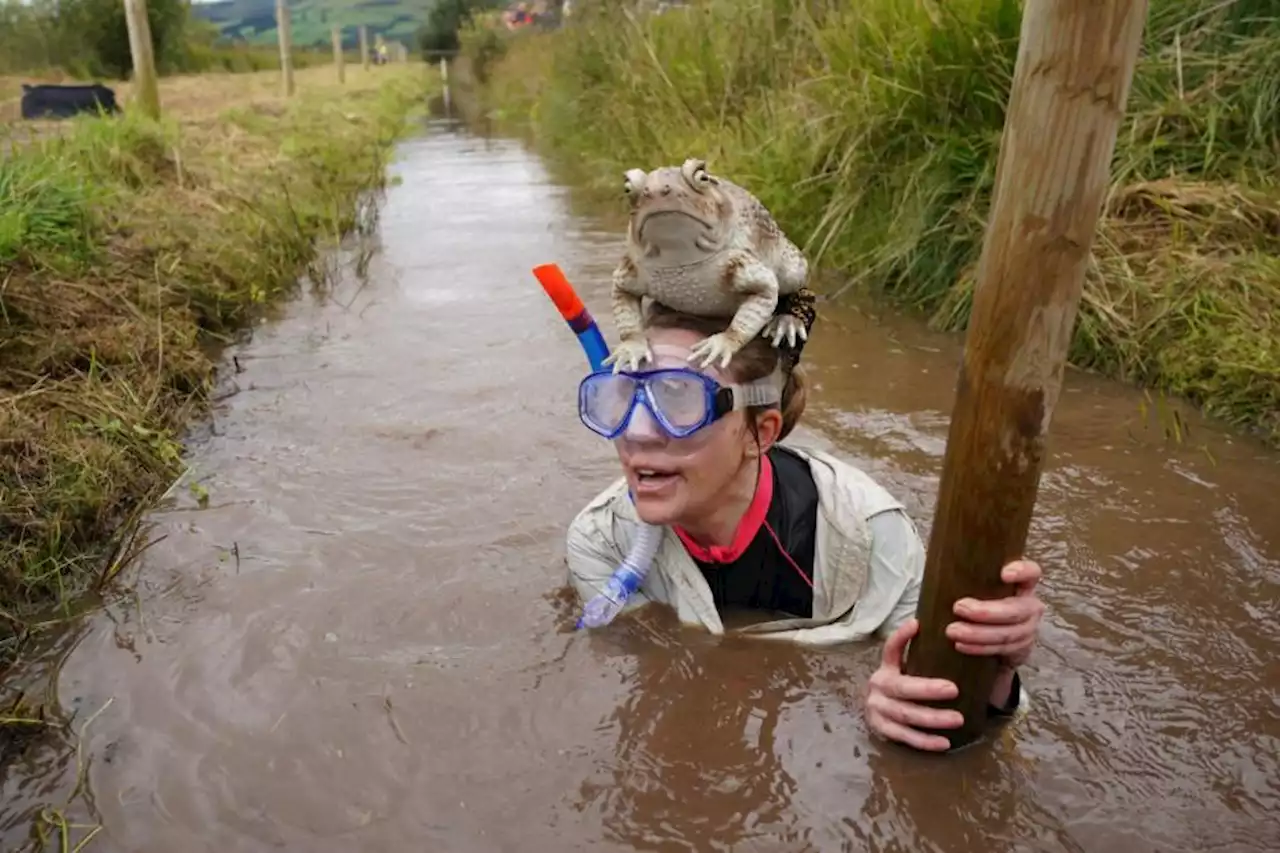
[
  {"x1": 0, "y1": 62, "x2": 429, "y2": 672},
  {"x1": 461, "y1": 0, "x2": 1280, "y2": 448},
  {"x1": 0, "y1": 46, "x2": 331, "y2": 125}
]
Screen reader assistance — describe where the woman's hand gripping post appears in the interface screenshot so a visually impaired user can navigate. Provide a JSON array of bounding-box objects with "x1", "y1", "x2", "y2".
[{"x1": 863, "y1": 559, "x2": 1046, "y2": 752}]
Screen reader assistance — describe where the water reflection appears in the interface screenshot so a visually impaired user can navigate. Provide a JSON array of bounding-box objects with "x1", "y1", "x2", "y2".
[{"x1": 577, "y1": 619, "x2": 814, "y2": 850}]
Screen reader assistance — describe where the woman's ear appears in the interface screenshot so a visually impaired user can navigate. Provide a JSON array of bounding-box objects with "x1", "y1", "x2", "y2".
[{"x1": 750, "y1": 409, "x2": 784, "y2": 455}]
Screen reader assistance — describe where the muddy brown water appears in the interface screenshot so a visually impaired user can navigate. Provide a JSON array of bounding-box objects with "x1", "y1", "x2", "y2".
[{"x1": 3, "y1": 117, "x2": 1279, "y2": 853}]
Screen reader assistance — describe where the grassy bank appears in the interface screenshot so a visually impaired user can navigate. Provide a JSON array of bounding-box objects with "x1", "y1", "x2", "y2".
[
  {"x1": 0, "y1": 64, "x2": 428, "y2": 669},
  {"x1": 461, "y1": 0, "x2": 1280, "y2": 447}
]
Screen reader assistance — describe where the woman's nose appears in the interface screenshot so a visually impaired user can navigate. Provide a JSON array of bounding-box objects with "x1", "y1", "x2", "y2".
[{"x1": 621, "y1": 400, "x2": 666, "y2": 444}]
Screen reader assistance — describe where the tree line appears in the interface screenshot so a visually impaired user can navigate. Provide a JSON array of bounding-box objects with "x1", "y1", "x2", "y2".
[{"x1": 0, "y1": 0, "x2": 330, "y2": 79}]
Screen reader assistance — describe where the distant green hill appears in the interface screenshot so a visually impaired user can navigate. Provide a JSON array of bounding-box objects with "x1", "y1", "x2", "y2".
[{"x1": 191, "y1": 0, "x2": 432, "y2": 49}]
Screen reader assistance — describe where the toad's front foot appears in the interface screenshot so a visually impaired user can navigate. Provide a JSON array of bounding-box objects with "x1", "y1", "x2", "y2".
[
  {"x1": 763, "y1": 314, "x2": 808, "y2": 349},
  {"x1": 687, "y1": 332, "x2": 741, "y2": 371},
  {"x1": 603, "y1": 338, "x2": 653, "y2": 373}
]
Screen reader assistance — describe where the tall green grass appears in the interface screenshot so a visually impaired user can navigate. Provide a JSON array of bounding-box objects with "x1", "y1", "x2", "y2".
[{"x1": 463, "y1": 0, "x2": 1280, "y2": 445}]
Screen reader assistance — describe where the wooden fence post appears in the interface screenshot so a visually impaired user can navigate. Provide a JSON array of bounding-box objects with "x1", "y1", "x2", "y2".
[
  {"x1": 275, "y1": 0, "x2": 294, "y2": 98},
  {"x1": 122, "y1": 0, "x2": 160, "y2": 120},
  {"x1": 359, "y1": 25, "x2": 370, "y2": 70},
  {"x1": 332, "y1": 24, "x2": 345, "y2": 84},
  {"x1": 899, "y1": 0, "x2": 1150, "y2": 750}
]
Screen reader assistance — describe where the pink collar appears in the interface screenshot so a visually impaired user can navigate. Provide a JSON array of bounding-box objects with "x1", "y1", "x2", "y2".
[{"x1": 674, "y1": 455, "x2": 774, "y2": 564}]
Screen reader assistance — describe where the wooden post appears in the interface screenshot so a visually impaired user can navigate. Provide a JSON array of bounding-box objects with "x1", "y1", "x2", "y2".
[
  {"x1": 441, "y1": 54, "x2": 452, "y2": 114},
  {"x1": 275, "y1": 0, "x2": 294, "y2": 98},
  {"x1": 122, "y1": 0, "x2": 160, "y2": 120},
  {"x1": 331, "y1": 24, "x2": 345, "y2": 83},
  {"x1": 899, "y1": 0, "x2": 1149, "y2": 750},
  {"x1": 359, "y1": 25, "x2": 370, "y2": 70}
]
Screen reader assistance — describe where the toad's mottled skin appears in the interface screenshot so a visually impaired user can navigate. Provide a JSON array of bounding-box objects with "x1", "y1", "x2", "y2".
[{"x1": 604, "y1": 158, "x2": 810, "y2": 373}]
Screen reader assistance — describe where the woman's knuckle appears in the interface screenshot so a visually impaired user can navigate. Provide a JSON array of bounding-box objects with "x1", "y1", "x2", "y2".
[
  {"x1": 881, "y1": 703, "x2": 907, "y2": 726},
  {"x1": 908, "y1": 705, "x2": 937, "y2": 726},
  {"x1": 897, "y1": 705, "x2": 921, "y2": 727}
]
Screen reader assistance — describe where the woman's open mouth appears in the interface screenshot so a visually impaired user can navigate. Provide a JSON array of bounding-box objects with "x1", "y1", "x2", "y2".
[{"x1": 633, "y1": 466, "x2": 681, "y2": 494}]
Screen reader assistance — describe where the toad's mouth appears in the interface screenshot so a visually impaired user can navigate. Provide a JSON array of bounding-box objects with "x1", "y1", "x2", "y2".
[{"x1": 637, "y1": 210, "x2": 721, "y2": 254}]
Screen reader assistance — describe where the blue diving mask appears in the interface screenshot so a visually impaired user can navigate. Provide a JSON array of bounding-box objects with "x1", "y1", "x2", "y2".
[{"x1": 578, "y1": 354, "x2": 783, "y2": 441}]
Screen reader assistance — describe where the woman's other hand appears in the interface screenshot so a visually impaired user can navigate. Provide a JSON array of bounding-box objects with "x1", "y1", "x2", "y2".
[
  {"x1": 864, "y1": 617, "x2": 962, "y2": 752},
  {"x1": 945, "y1": 559, "x2": 1045, "y2": 669}
]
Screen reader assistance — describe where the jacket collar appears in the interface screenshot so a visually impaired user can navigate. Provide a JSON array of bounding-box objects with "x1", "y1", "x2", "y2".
[{"x1": 609, "y1": 444, "x2": 886, "y2": 635}]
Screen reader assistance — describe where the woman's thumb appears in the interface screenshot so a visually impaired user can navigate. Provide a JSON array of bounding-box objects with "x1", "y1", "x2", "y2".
[{"x1": 880, "y1": 618, "x2": 918, "y2": 669}]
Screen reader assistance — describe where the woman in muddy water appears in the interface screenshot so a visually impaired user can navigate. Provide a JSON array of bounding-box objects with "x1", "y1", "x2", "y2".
[{"x1": 565, "y1": 301, "x2": 1047, "y2": 753}]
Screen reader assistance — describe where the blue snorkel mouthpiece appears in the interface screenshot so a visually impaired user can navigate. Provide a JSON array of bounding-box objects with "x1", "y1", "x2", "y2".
[
  {"x1": 577, "y1": 518, "x2": 663, "y2": 628},
  {"x1": 532, "y1": 263, "x2": 662, "y2": 629}
]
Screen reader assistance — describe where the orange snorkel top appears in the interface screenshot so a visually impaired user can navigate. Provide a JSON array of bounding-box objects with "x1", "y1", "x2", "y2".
[{"x1": 532, "y1": 263, "x2": 586, "y2": 323}]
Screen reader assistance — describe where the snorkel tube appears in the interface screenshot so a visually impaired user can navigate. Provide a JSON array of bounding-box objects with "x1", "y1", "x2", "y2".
[
  {"x1": 532, "y1": 263, "x2": 663, "y2": 629},
  {"x1": 532, "y1": 263, "x2": 610, "y2": 372}
]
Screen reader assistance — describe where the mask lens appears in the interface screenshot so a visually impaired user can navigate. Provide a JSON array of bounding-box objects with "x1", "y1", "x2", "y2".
[
  {"x1": 646, "y1": 370, "x2": 712, "y2": 432},
  {"x1": 580, "y1": 373, "x2": 637, "y2": 436}
]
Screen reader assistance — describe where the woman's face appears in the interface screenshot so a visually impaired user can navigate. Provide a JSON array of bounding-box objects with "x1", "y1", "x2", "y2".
[{"x1": 611, "y1": 326, "x2": 761, "y2": 527}]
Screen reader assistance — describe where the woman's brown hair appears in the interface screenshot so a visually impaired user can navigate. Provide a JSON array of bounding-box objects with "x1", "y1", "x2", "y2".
[{"x1": 643, "y1": 302, "x2": 809, "y2": 441}]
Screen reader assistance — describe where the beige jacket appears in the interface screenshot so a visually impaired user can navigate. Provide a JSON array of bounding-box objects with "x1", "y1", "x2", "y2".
[{"x1": 564, "y1": 443, "x2": 928, "y2": 645}]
